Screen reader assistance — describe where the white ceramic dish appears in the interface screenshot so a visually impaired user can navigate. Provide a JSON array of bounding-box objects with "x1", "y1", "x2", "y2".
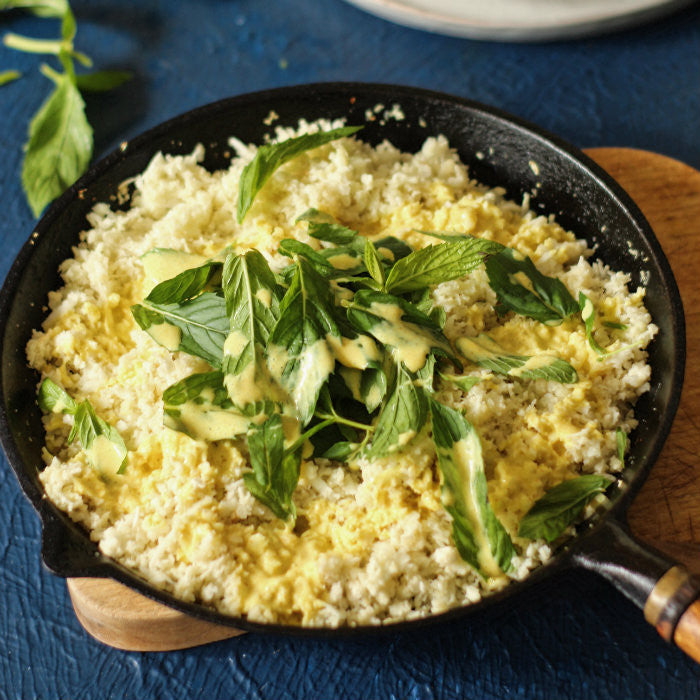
[{"x1": 342, "y1": 0, "x2": 696, "y2": 41}]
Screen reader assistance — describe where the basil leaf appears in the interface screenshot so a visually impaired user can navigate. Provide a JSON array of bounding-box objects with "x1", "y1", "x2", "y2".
[
  {"x1": 603, "y1": 320, "x2": 627, "y2": 330},
  {"x1": 579, "y1": 292, "x2": 607, "y2": 355},
  {"x1": 373, "y1": 236, "x2": 413, "y2": 263},
  {"x1": 321, "y1": 441, "x2": 358, "y2": 461},
  {"x1": 162, "y1": 371, "x2": 254, "y2": 441},
  {"x1": 366, "y1": 362, "x2": 428, "y2": 458},
  {"x1": 347, "y1": 289, "x2": 457, "y2": 372},
  {"x1": 430, "y1": 399, "x2": 514, "y2": 577},
  {"x1": 616, "y1": 428, "x2": 627, "y2": 467},
  {"x1": 244, "y1": 413, "x2": 300, "y2": 521},
  {"x1": 145, "y1": 261, "x2": 221, "y2": 305},
  {"x1": 222, "y1": 251, "x2": 288, "y2": 411},
  {"x1": 485, "y1": 248, "x2": 579, "y2": 325},
  {"x1": 267, "y1": 258, "x2": 341, "y2": 425},
  {"x1": 37, "y1": 378, "x2": 127, "y2": 475},
  {"x1": 364, "y1": 239, "x2": 385, "y2": 287},
  {"x1": 237, "y1": 126, "x2": 363, "y2": 223},
  {"x1": 456, "y1": 334, "x2": 578, "y2": 384},
  {"x1": 131, "y1": 293, "x2": 228, "y2": 368},
  {"x1": 518, "y1": 474, "x2": 612, "y2": 543},
  {"x1": 75, "y1": 69, "x2": 132, "y2": 92},
  {"x1": 0, "y1": 70, "x2": 21, "y2": 86},
  {"x1": 384, "y1": 238, "x2": 504, "y2": 295},
  {"x1": 22, "y1": 72, "x2": 92, "y2": 217},
  {"x1": 439, "y1": 373, "x2": 482, "y2": 393}
]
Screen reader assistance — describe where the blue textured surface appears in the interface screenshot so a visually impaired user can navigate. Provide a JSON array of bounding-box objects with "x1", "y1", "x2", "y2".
[{"x1": 1, "y1": 2, "x2": 700, "y2": 698}]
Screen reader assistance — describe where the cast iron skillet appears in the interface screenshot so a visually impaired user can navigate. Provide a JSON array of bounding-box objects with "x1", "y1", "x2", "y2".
[{"x1": 0, "y1": 83, "x2": 696, "y2": 654}]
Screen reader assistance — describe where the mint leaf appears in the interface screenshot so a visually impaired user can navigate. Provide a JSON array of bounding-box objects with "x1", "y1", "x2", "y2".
[
  {"x1": 485, "y1": 248, "x2": 579, "y2": 325},
  {"x1": 296, "y1": 208, "x2": 364, "y2": 252},
  {"x1": 145, "y1": 260, "x2": 221, "y2": 305},
  {"x1": 75, "y1": 69, "x2": 131, "y2": 92},
  {"x1": 347, "y1": 289, "x2": 456, "y2": 372},
  {"x1": 579, "y1": 292, "x2": 607, "y2": 355},
  {"x1": 267, "y1": 257, "x2": 341, "y2": 425},
  {"x1": 439, "y1": 372, "x2": 482, "y2": 393},
  {"x1": 22, "y1": 72, "x2": 92, "y2": 217},
  {"x1": 131, "y1": 293, "x2": 228, "y2": 368},
  {"x1": 221, "y1": 251, "x2": 287, "y2": 412},
  {"x1": 616, "y1": 428, "x2": 627, "y2": 467},
  {"x1": 244, "y1": 414, "x2": 301, "y2": 521},
  {"x1": 518, "y1": 474, "x2": 612, "y2": 543},
  {"x1": 455, "y1": 334, "x2": 577, "y2": 383},
  {"x1": 237, "y1": 126, "x2": 362, "y2": 223},
  {"x1": 430, "y1": 399, "x2": 514, "y2": 577},
  {"x1": 366, "y1": 361, "x2": 428, "y2": 458},
  {"x1": 384, "y1": 238, "x2": 504, "y2": 295},
  {"x1": 38, "y1": 378, "x2": 127, "y2": 475},
  {"x1": 364, "y1": 239, "x2": 385, "y2": 287},
  {"x1": 162, "y1": 371, "x2": 253, "y2": 441}
]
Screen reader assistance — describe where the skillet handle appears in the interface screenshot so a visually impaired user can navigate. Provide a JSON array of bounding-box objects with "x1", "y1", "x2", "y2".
[{"x1": 572, "y1": 519, "x2": 700, "y2": 663}]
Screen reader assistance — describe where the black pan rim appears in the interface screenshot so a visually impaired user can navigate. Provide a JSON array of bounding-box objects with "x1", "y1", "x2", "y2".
[{"x1": 0, "y1": 82, "x2": 686, "y2": 638}]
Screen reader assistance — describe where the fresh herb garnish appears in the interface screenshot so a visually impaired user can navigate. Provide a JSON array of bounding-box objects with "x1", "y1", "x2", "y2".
[
  {"x1": 430, "y1": 398, "x2": 514, "y2": 577},
  {"x1": 485, "y1": 248, "x2": 579, "y2": 325},
  {"x1": 2, "y1": 0, "x2": 131, "y2": 216},
  {"x1": 243, "y1": 414, "x2": 301, "y2": 521},
  {"x1": 579, "y1": 292, "x2": 608, "y2": 355},
  {"x1": 616, "y1": 428, "x2": 627, "y2": 467},
  {"x1": 517, "y1": 474, "x2": 612, "y2": 543},
  {"x1": 237, "y1": 126, "x2": 362, "y2": 223},
  {"x1": 455, "y1": 334, "x2": 578, "y2": 383},
  {"x1": 439, "y1": 373, "x2": 482, "y2": 393},
  {"x1": 0, "y1": 69, "x2": 21, "y2": 85},
  {"x1": 384, "y1": 237, "x2": 503, "y2": 295},
  {"x1": 38, "y1": 377, "x2": 127, "y2": 475}
]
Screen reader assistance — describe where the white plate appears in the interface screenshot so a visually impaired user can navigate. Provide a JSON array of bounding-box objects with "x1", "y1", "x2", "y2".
[{"x1": 343, "y1": 0, "x2": 696, "y2": 41}]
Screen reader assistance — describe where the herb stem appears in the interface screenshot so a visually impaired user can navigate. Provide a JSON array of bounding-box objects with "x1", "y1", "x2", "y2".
[
  {"x1": 0, "y1": 70, "x2": 21, "y2": 86},
  {"x1": 3, "y1": 33, "x2": 64, "y2": 55},
  {"x1": 314, "y1": 412, "x2": 375, "y2": 432},
  {"x1": 285, "y1": 418, "x2": 335, "y2": 455}
]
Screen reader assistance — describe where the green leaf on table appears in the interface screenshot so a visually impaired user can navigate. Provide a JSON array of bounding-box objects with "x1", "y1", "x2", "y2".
[
  {"x1": 366, "y1": 361, "x2": 428, "y2": 458},
  {"x1": 430, "y1": 398, "x2": 514, "y2": 577},
  {"x1": 384, "y1": 237, "x2": 504, "y2": 295},
  {"x1": 455, "y1": 334, "x2": 577, "y2": 383},
  {"x1": 485, "y1": 248, "x2": 579, "y2": 325},
  {"x1": 267, "y1": 257, "x2": 341, "y2": 425},
  {"x1": 347, "y1": 289, "x2": 456, "y2": 373},
  {"x1": 22, "y1": 72, "x2": 92, "y2": 217},
  {"x1": 0, "y1": 69, "x2": 21, "y2": 86},
  {"x1": 131, "y1": 293, "x2": 228, "y2": 368},
  {"x1": 37, "y1": 377, "x2": 127, "y2": 475},
  {"x1": 244, "y1": 413, "x2": 301, "y2": 521},
  {"x1": 75, "y1": 69, "x2": 132, "y2": 92},
  {"x1": 518, "y1": 474, "x2": 612, "y2": 543},
  {"x1": 162, "y1": 370, "x2": 253, "y2": 441},
  {"x1": 237, "y1": 126, "x2": 362, "y2": 223}
]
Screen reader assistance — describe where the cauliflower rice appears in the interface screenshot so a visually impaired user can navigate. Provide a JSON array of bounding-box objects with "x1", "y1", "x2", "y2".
[{"x1": 28, "y1": 121, "x2": 656, "y2": 626}]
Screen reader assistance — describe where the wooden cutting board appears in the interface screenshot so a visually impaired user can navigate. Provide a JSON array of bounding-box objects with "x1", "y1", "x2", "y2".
[{"x1": 67, "y1": 148, "x2": 700, "y2": 651}]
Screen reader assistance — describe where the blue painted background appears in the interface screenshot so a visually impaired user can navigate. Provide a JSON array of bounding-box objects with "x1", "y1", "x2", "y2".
[{"x1": 1, "y1": 1, "x2": 699, "y2": 698}]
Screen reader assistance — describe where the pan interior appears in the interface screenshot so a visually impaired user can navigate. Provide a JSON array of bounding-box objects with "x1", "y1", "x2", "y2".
[{"x1": 0, "y1": 84, "x2": 684, "y2": 634}]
